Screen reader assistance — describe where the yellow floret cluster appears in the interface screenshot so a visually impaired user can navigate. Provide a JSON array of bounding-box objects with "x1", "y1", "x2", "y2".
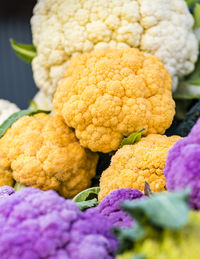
[
  {"x1": 117, "y1": 212, "x2": 200, "y2": 259},
  {"x1": 54, "y1": 48, "x2": 175, "y2": 153},
  {"x1": 99, "y1": 134, "x2": 181, "y2": 201},
  {"x1": 0, "y1": 48, "x2": 179, "y2": 200},
  {"x1": 0, "y1": 113, "x2": 98, "y2": 198}
]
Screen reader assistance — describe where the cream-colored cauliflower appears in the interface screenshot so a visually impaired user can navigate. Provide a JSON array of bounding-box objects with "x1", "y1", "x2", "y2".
[
  {"x1": 33, "y1": 90, "x2": 53, "y2": 111},
  {"x1": 31, "y1": 0, "x2": 198, "y2": 96},
  {"x1": 0, "y1": 113, "x2": 98, "y2": 198},
  {"x1": 98, "y1": 134, "x2": 181, "y2": 201},
  {"x1": 53, "y1": 48, "x2": 175, "y2": 153},
  {"x1": 0, "y1": 99, "x2": 20, "y2": 125}
]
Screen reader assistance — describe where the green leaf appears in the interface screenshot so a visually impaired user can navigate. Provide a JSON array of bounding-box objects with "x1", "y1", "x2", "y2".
[
  {"x1": 120, "y1": 128, "x2": 145, "y2": 148},
  {"x1": 76, "y1": 198, "x2": 99, "y2": 211},
  {"x1": 194, "y1": 4, "x2": 200, "y2": 28},
  {"x1": 174, "y1": 81, "x2": 200, "y2": 100},
  {"x1": 73, "y1": 187, "x2": 100, "y2": 202},
  {"x1": 133, "y1": 254, "x2": 147, "y2": 259},
  {"x1": 10, "y1": 38, "x2": 37, "y2": 63},
  {"x1": 187, "y1": 57, "x2": 200, "y2": 82},
  {"x1": 73, "y1": 187, "x2": 100, "y2": 211},
  {"x1": 121, "y1": 189, "x2": 190, "y2": 230},
  {"x1": 14, "y1": 183, "x2": 26, "y2": 191},
  {"x1": 29, "y1": 100, "x2": 38, "y2": 110},
  {"x1": 193, "y1": 4, "x2": 200, "y2": 44},
  {"x1": 175, "y1": 2, "x2": 200, "y2": 100},
  {"x1": 113, "y1": 223, "x2": 146, "y2": 254},
  {"x1": 188, "y1": 77, "x2": 200, "y2": 85},
  {"x1": 0, "y1": 109, "x2": 51, "y2": 138},
  {"x1": 174, "y1": 57, "x2": 200, "y2": 100},
  {"x1": 185, "y1": 0, "x2": 200, "y2": 8}
]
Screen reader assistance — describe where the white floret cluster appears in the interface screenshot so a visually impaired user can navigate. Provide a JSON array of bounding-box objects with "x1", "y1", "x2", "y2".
[
  {"x1": 33, "y1": 91, "x2": 53, "y2": 111},
  {"x1": 0, "y1": 99, "x2": 20, "y2": 125}
]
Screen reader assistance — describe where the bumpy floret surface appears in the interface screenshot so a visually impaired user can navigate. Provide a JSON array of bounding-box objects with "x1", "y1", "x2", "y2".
[
  {"x1": 0, "y1": 113, "x2": 98, "y2": 198},
  {"x1": 93, "y1": 188, "x2": 144, "y2": 227},
  {"x1": 164, "y1": 118, "x2": 200, "y2": 210},
  {"x1": 33, "y1": 90, "x2": 53, "y2": 111},
  {"x1": 0, "y1": 187, "x2": 118, "y2": 259},
  {"x1": 0, "y1": 185, "x2": 15, "y2": 198},
  {"x1": 54, "y1": 48, "x2": 175, "y2": 152},
  {"x1": 99, "y1": 134, "x2": 181, "y2": 200},
  {"x1": 0, "y1": 99, "x2": 20, "y2": 125},
  {"x1": 31, "y1": 0, "x2": 198, "y2": 96}
]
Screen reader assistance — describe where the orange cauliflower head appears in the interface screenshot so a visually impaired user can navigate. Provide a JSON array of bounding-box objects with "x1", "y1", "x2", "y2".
[
  {"x1": 98, "y1": 134, "x2": 181, "y2": 201},
  {"x1": 53, "y1": 48, "x2": 175, "y2": 153},
  {"x1": 0, "y1": 159, "x2": 14, "y2": 187},
  {"x1": 0, "y1": 113, "x2": 98, "y2": 198}
]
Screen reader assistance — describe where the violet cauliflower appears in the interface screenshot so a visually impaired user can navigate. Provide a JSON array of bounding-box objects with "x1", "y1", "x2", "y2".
[
  {"x1": 0, "y1": 185, "x2": 15, "y2": 198},
  {"x1": 164, "y1": 118, "x2": 200, "y2": 210},
  {"x1": 94, "y1": 189, "x2": 144, "y2": 227},
  {"x1": 0, "y1": 187, "x2": 118, "y2": 259}
]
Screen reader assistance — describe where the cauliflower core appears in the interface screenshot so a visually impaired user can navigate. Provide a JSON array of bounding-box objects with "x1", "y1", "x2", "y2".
[
  {"x1": 54, "y1": 48, "x2": 175, "y2": 153},
  {"x1": 98, "y1": 134, "x2": 181, "y2": 201},
  {"x1": 0, "y1": 114, "x2": 98, "y2": 198},
  {"x1": 31, "y1": 0, "x2": 198, "y2": 96}
]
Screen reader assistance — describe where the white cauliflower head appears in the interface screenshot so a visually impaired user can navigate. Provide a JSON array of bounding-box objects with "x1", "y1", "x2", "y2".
[
  {"x1": 0, "y1": 99, "x2": 20, "y2": 125},
  {"x1": 33, "y1": 91, "x2": 53, "y2": 111},
  {"x1": 31, "y1": 0, "x2": 198, "y2": 96}
]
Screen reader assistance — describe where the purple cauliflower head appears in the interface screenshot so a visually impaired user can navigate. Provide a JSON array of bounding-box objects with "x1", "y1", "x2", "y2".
[
  {"x1": 164, "y1": 118, "x2": 200, "y2": 210},
  {"x1": 0, "y1": 185, "x2": 15, "y2": 198},
  {"x1": 93, "y1": 188, "x2": 144, "y2": 227},
  {"x1": 0, "y1": 187, "x2": 118, "y2": 259}
]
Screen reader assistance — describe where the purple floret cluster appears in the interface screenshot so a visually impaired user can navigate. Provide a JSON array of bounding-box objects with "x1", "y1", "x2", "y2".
[
  {"x1": 0, "y1": 187, "x2": 118, "y2": 259},
  {"x1": 93, "y1": 188, "x2": 144, "y2": 227},
  {"x1": 0, "y1": 185, "x2": 15, "y2": 198},
  {"x1": 164, "y1": 118, "x2": 200, "y2": 210}
]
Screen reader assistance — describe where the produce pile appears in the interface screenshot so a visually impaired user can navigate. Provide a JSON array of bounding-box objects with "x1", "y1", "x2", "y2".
[{"x1": 1, "y1": 0, "x2": 200, "y2": 258}]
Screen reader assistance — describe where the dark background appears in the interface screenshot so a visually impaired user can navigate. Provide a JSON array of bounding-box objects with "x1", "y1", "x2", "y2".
[{"x1": 0, "y1": 0, "x2": 37, "y2": 109}]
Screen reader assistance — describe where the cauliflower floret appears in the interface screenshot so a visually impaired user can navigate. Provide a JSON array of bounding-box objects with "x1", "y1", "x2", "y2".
[
  {"x1": 31, "y1": 0, "x2": 198, "y2": 96},
  {"x1": 0, "y1": 168, "x2": 13, "y2": 187},
  {"x1": 53, "y1": 48, "x2": 175, "y2": 153},
  {"x1": 92, "y1": 188, "x2": 144, "y2": 227},
  {"x1": 33, "y1": 90, "x2": 53, "y2": 110},
  {"x1": 0, "y1": 113, "x2": 98, "y2": 198},
  {"x1": 0, "y1": 186, "x2": 14, "y2": 198},
  {"x1": 0, "y1": 99, "x2": 20, "y2": 125},
  {"x1": 0, "y1": 146, "x2": 14, "y2": 187},
  {"x1": 98, "y1": 134, "x2": 181, "y2": 201},
  {"x1": 0, "y1": 187, "x2": 118, "y2": 258},
  {"x1": 164, "y1": 118, "x2": 200, "y2": 210}
]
